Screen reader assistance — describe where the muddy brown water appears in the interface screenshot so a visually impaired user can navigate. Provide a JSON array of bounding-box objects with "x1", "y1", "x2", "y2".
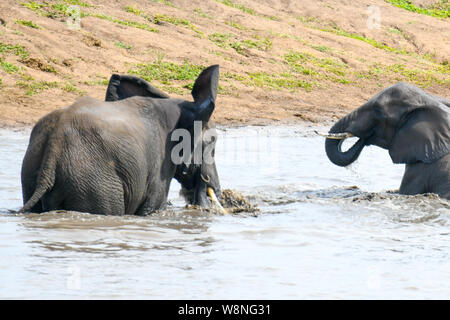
[{"x1": 0, "y1": 126, "x2": 449, "y2": 299}]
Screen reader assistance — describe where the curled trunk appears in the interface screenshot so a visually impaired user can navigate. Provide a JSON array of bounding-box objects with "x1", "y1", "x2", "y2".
[
  {"x1": 325, "y1": 137, "x2": 365, "y2": 167},
  {"x1": 325, "y1": 112, "x2": 366, "y2": 167}
]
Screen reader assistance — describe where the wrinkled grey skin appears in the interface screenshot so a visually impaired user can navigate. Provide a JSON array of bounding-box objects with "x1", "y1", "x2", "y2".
[
  {"x1": 20, "y1": 65, "x2": 222, "y2": 215},
  {"x1": 105, "y1": 71, "x2": 221, "y2": 209},
  {"x1": 325, "y1": 82, "x2": 450, "y2": 199}
]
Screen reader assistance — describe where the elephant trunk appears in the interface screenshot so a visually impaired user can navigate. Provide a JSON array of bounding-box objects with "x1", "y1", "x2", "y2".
[{"x1": 325, "y1": 112, "x2": 366, "y2": 167}]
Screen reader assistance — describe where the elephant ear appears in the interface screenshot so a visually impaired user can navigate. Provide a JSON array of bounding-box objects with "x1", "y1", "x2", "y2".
[
  {"x1": 105, "y1": 74, "x2": 170, "y2": 101},
  {"x1": 389, "y1": 105, "x2": 450, "y2": 164},
  {"x1": 191, "y1": 65, "x2": 219, "y2": 123}
]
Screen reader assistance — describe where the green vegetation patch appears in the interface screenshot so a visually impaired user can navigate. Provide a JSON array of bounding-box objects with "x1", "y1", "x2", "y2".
[
  {"x1": 83, "y1": 77, "x2": 109, "y2": 86},
  {"x1": 0, "y1": 42, "x2": 30, "y2": 59},
  {"x1": 15, "y1": 20, "x2": 41, "y2": 29},
  {"x1": 321, "y1": 25, "x2": 408, "y2": 54},
  {"x1": 129, "y1": 61, "x2": 204, "y2": 82},
  {"x1": 128, "y1": 60, "x2": 205, "y2": 94},
  {"x1": 194, "y1": 8, "x2": 213, "y2": 19},
  {"x1": 296, "y1": 16, "x2": 409, "y2": 55},
  {"x1": 356, "y1": 62, "x2": 450, "y2": 87},
  {"x1": 215, "y1": 0, "x2": 279, "y2": 21},
  {"x1": 152, "y1": 13, "x2": 204, "y2": 36},
  {"x1": 124, "y1": 5, "x2": 144, "y2": 16},
  {"x1": 225, "y1": 19, "x2": 247, "y2": 30},
  {"x1": 123, "y1": 6, "x2": 201, "y2": 35},
  {"x1": 208, "y1": 32, "x2": 272, "y2": 55},
  {"x1": 0, "y1": 59, "x2": 20, "y2": 74},
  {"x1": 151, "y1": 0, "x2": 175, "y2": 7},
  {"x1": 21, "y1": 1, "x2": 90, "y2": 19},
  {"x1": 16, "y1": 78, "x2": 58, "y2": 95},
  {"x1": 245, "y1": 72, "x2": 315, "y2": 91},
  {"x1": 60, "y1": 0, "x2": 92, "y2": 7},
  {"x1": 21, "y1": 1, "x2": 46, "y2": 12},
  {"x1": 62, "y1": 81, "x2": 85, "y2": 94},
  {"x1": 93, "y1": 14, "x2": 159, "y2": 32},
  {"x1": 216, "y1": 0, "x2": 256, "y2": 15},
  {"x1": 283, "y1": 50, "x2": 349, "y2": 84},
  {"x1": 114, "y1": 41, "x2": 132, "y2": 50},
  {"x1": 384, "y1": 0, "x2": 449, "y2": 18}
]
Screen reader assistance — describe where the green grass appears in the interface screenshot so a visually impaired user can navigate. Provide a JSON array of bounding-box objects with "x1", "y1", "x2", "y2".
[
  {"x1": 122, "y1": 9, "x2": 203, "y2": 35},
  {"x1": 194, "y1": 8, "x2": 213, "y2": 19},
  {"x1": 16, "y1": 78, "x2": 58, "y2": 95},
  {"x1": 151, "y1": 0, "x2": 175, "y2": 7},
  {"x1": 21, "y1": 1, "x2": 89, "y2": 18},
  {"x1": 0, "y1": 42, "x2": 29, "y2": 59},
  {"x1": 296, "y1": 16, "x2": 319, "y2": 24},
  {"x1": 129, "y1": 61, "x2": 205, "y2": 82},
  {"x1": 368, "y1": 63, "x2": 449, "y2": 86},
  {"x1": 222, "y1": 69, "x2": 317, "y2": 92},
  {"x1": 245, "y1": 72, "x2": 314, "y2": 91},
  {"x1": 21, "y1": 1, "x2": 47, "y2": 12},
  {"x1": 0, "y1": 59, "x2": 20, "y2": 74},
  {"x1": 114, "y1": 41, "x2": 132, "y2": 50},
  {"x1": 231, "y1": 37, "x2": 272, "y2": 54},
  {"x1": 208, "y1": 32, "x2": 272, "y2": 55},
  {"x1": 215, "y1": 0, "x2": 279, "y2": 20},
  {"x1": 354, "y1": 61, "x2": 449, "y2": 87},
  {"x1": 124, "y1": 5, "x2": 143, "y2": 16},
  {"x1": 128, "y1": 60, "x2": 205, "y2": 93},
  {"x1": 321, "y1": 25, "x2": 408, "y2": 54},
  {"x1": 15, "y1": 20, "x2": 40, "y2": 29},
  {"x1": 62, "y1": 82, "x2": 85, "y2": 94},
  {"x1": 296, "y1": 16, "x2": 409, "y2": 55},
  {"x1": 384, "y1": 0, "x2": 449, "y2": 18},
  {"x1": 153, "y1": 14, "x2": 189, "y2": 26},
  {"x1": 208, "y1": 32, "x2": 233, "y2": 48},
  {"x1": 223, "y1": 72, "x2": 246, "y2": 82},
  {"x1": 152, "y1": 13, "x2": 204, "y2": 36},
  {"x1": 83, "y1": 78, "x2": 109, "y2": 86},
  {"x1": 216, "y1": 0, "x2": 256, "y2": 15},
  {"x1": 284, "y1": 50, "x2": 348, "y2": 78},
  {"x1": 61, "y1": 0, "x2": 92, "y2": 7},
  {"x1": 311, "y1": 45, "x2": 332, "y2": 52},
  {"x1": 225, "y1": 19, "x2": 247, "y2": 30},
  {"x1": 23, "y1": 1, "x2": 158, "y2": 32},
  {"x1": 431, "y1": 0, "x2": 450, "y2": 11},
  {"x1": 92, "y1": 14, "x2": 159, "y2": 32}
]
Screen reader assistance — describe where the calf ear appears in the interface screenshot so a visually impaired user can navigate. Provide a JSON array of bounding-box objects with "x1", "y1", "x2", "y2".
[
  {"x1": 105, "y1": 74, "x2": 170, "y2": 101},
  {"x1": 389, "y1": 106, "x2": 450, "y2": 164},
  {"x1": 192, "y1": 65, "x2": 219, "y2": 105},
  {"x1": 191, "y1": 65, "x2": 219, "y2": 122}
]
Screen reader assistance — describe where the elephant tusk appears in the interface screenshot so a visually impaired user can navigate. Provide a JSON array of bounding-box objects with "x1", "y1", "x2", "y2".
[
  {"x1": 207, "y1": 187, "x2": 227, "y2": 215},
  {"x1": 315, "y1": 131, "x2": 354, "y2": 140},
  {"x1": 201, "y1": 173, "x2": 210, "y2": 183}
]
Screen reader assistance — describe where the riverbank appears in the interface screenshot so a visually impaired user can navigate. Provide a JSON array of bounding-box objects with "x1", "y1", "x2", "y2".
[{"x1": 0, "y1": 0, "x2": 448, "y2": 128}]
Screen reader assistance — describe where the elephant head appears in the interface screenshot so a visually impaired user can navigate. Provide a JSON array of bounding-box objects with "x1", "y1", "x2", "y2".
[
  {"x1": 325, "y1": 82, "x2": 450, "y2": 166},
  {"x1": 104, "y1": 65, "x2": 223, "y2": 210}
]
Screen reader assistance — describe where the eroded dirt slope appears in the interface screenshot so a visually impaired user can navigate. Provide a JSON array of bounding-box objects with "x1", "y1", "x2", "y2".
[{"x1": 0, "y1": 0, "x2": 449, "y2": 127}]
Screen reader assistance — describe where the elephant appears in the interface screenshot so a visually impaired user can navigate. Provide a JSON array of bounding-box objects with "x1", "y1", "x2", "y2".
[
  {"x1": 324, "y1": 82, "x2": 450, "y2": 199},
  {"x1": 19, "y1": 65, "x2": 224, "y2": 215}
]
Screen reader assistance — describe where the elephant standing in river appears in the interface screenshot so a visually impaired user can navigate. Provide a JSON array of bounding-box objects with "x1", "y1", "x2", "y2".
[
  {"x1": 324, "y1": 82, "x2": 450, "y2": 199},
  {"x1": 20, "y1": 65, "x2": 223, "y2": 215}
]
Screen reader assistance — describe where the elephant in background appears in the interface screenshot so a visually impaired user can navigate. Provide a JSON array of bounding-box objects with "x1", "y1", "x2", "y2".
[
  {"x1": 20, "y1": 65, "x2": 224, "y2": 215},
  {"x1": 324, "y1": 82, "x2": 450, "y2": 199}
]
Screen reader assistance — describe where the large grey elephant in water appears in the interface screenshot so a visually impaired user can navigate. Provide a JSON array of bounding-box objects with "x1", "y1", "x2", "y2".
[
  {"x1": 324, "y1": 82, "x2": 450, "y2": 199},
  {"x1": 20, "y1": 65, "x2": 224, "y2": 215}
]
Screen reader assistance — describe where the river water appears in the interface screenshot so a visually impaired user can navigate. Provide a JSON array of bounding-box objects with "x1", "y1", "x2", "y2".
[{"x1": 0, "y1": 126, "x2": 449, "y2": 299}]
